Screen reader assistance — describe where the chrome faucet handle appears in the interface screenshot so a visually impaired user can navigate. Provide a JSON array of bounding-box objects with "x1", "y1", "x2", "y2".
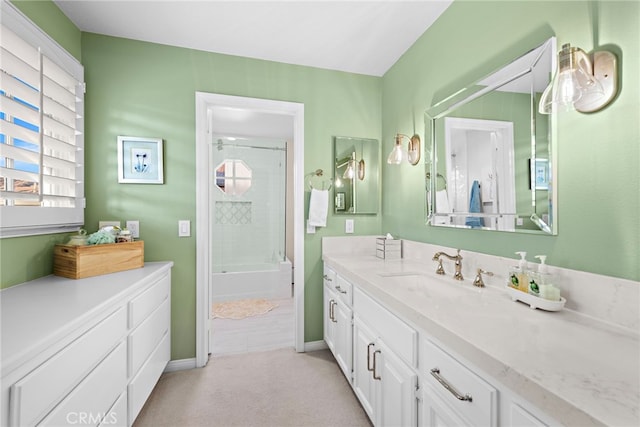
[
  {"x1": 435, "y1": 258, "x2": 445, "y2": 275},
  {"x1": 473, "y1": 268, "x2": 493, "y2": 287}
]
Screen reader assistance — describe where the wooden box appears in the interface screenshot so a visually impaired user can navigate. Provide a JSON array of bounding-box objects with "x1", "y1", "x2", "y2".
[{"x1": 53, "y1": 241, "x2": 144, "y2": 279}]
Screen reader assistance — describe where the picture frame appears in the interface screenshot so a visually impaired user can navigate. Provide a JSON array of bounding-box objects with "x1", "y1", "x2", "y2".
[
  {"x1": 117, "y1": 136, "x2": 164, "y2": 184},
  {"x1": 528, "y1": 158, "x2": 549, "y2": 190}
]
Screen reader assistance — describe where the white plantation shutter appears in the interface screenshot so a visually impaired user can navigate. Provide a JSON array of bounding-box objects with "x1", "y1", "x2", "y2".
[{"x1": 0, "y1": 1, "x2": 85, "y2": 237}]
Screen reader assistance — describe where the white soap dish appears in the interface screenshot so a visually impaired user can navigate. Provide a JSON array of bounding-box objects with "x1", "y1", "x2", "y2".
[{"x1": 505, "y1": 286, "x2": 566, "y2": 311}]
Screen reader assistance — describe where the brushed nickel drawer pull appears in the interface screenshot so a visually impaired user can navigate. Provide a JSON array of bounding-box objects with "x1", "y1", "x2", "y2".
[
  {"x1": 330, "y1": 300, "x2": 337, "y2": 323},
  {"x1": 367, "y1": 343, "x2": 375, "y2": 372},
  {"x1": 323, "y1": 274, "x2": 332, "y2": 282},
  {"x1": 372, "y1": 350, "x2": 382, "y2": 380},
  {"x1": 335, "y1": 285, "x2": 347, "y2": 294},
  {"x1": 430, "y1": 368, "x2": 472, "y2": 402}
]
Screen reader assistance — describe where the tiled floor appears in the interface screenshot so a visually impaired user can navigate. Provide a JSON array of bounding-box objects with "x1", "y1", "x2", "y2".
[{"x1": 210, "y1": 297, "x2": 294, "y2": 356}]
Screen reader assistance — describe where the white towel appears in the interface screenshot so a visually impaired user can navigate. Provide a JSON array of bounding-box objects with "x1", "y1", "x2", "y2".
[
  {"x1": 308, "y1": 189, "x2": 329, "y2": 227},
  {"x1": 435, "y1": 190, "x2": 451, "y2": 213}
]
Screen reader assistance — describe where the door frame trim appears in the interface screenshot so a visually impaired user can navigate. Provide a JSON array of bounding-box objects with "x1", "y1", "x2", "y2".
[{"x1": 195, "y1": 92, "x2": 305, "y2": 367}]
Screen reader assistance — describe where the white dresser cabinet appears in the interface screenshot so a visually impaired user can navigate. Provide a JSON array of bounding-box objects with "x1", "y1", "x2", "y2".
[{"x1": 0, "y1": 262, "x2": 173, "y2": 427}]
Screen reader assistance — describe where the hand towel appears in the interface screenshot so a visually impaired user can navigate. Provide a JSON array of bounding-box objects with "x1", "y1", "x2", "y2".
[
  {"x1": 465, "y1": 180, "x2": 483, "y2": 228},
  {"x1": 308, "y1": 188, "x2": 329, "y2": 227}
]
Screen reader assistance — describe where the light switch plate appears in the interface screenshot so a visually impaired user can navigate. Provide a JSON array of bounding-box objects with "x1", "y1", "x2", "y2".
[
  {"x1": 178, "y1": 220, "x2": 191, "y2": 237},
  {"x1": 306, "y1": 220, "x2": 316, "y2": 234}
]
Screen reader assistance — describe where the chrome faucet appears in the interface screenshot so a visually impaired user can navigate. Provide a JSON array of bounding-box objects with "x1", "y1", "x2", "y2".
[{"x1": 432, "y1": 249, "x2": 464, "y2": 281}]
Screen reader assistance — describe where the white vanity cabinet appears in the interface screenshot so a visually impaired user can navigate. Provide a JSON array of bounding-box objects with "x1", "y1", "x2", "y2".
[
  {"x1": 323, "y1": 266, "x2": 353, "y2": 380},
  {"x1": 0, "y1": 262, "x2": 172, "y2": 427},
  {"x1": 352, "y1": 287, "x2": 418, "y2": 427}
]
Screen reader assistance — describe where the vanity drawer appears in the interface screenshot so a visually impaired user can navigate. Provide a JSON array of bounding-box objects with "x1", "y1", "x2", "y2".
[
  {"x1": 421, "y1": 339, "x2": 497, "y2": 427},
  {"x1": 129, "y1": 298, "x2": 170, "y2": 376},
  {"x1": 353, "y1": 287, "x2": 417, "y2": 367},
  {"x1": 38, "y1": 341, "x2": 127, "y2": 427},
  {"x1": 9, "y1": 307, "x2": 126, "y2": 427},
  {"x1": 128, "y1": 333, "x2": 170, "y2": 423},
  {"x1": 129, "y1": 272, "x2": 170, "y2": 329},
  {"x1": 335, "y1": 274, "x2": 353, "y2": 306},
  {"x1": 323, "y1": 266, "x2": 336, "y2": 287}
]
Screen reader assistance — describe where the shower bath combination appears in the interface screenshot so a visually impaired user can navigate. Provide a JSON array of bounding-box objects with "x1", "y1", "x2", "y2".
[{"x1": 210, "y1": 137, "x2": 292, "y2": 302}]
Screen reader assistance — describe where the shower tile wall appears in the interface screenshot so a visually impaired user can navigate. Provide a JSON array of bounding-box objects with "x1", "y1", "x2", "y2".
[{"x1": 212, "y1": 139, "x2": 286, "y2": 272}]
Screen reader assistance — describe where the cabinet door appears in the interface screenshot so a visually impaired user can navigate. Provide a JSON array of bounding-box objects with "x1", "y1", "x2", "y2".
[
  {"x1": 377, "y1": 341, "x2": 418, "y2": 427},
  {"x1": 353, "y1": 319, "x2": 377, "y2": 422},
  {"x1": 323, "y1": 285, "x2": 337, "y2": 352},
  {"x1": 420, "y1": 386, "x2": 470, "y2": 427},
  {"x1": 334, "y1": 301, "x2": 353, "y2": 380}
]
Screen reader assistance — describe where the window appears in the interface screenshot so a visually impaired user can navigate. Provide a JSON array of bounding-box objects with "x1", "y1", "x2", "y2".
[{"x1": 0, "y1": 1, "x2": 84, "y2": 237}]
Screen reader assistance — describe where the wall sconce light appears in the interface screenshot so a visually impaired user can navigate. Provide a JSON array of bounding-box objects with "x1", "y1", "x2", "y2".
[
  {"x1": 387, "y1": 133, "x2": 421, "y2": 165},
  {"x1": 539, "y1": 43, "x2": 617, "y2": 114}
]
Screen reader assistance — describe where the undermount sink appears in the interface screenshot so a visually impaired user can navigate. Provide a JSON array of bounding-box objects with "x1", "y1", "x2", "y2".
[{"x1": 377, "y1": 271, "x2": 423, "y2": 277}]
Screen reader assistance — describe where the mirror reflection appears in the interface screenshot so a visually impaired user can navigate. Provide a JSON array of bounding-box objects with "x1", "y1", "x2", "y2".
[
  {"x1": 333, "y1": 136, "x2": 379, "y2": 214},
  {"x1": 425, "y1": 37, "x2": 557, "y2": 234}
]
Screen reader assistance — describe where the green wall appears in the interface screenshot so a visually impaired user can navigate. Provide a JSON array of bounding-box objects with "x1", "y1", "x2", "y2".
[{"x1": 381, "y1": 0, "x2": 639, "y2": 281}]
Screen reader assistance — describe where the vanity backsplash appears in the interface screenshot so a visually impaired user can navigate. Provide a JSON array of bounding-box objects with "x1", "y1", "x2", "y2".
[{"x1": 322, "y1": 236, "x2": 639, "y2": 332}]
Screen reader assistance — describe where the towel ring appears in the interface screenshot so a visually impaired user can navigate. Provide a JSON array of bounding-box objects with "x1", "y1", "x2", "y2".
[
  {"x1": 427, "y1": 172, "x2": 447, "y2": 190},
  {"x1": 307, "y1": 169, "x2": 333, "y2": 191}
]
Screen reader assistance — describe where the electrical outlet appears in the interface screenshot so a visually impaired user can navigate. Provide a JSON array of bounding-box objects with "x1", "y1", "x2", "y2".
[
  {"x1": 126, "y1": 220, "x2": 140, "y2": 238},
  {"x1": 99, "y1": 220, "x2": 121, "y2": 229},
  {"x1": 345, "y1": 219, "x2": 354, "y2": 234}
]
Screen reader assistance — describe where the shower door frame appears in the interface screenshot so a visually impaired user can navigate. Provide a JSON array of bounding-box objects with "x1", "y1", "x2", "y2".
[{"x1": 195, "y1": 93, "x2": 305, "y2": 367}]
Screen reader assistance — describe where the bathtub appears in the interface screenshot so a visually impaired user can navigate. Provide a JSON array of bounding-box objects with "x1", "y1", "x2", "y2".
[{"x1": 211, "y1": 258, "x2": 292, "y2": 302}]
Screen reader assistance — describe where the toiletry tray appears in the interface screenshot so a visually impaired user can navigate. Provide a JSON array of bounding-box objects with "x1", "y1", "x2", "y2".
[
  {"x1": 54, "y1": 241, "x2": 144, "y2": 279},
  {"x1": 505, "y1": 286, "x2": 566, "y2": 311}
]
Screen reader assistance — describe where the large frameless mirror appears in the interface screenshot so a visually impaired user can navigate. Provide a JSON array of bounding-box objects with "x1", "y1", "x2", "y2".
[
  {"x1": 333, "y1": 136, "x2": 379, "y2": 214},
  {"x1": 425, "y1": 37, "x2": 557, "y2": 235}
]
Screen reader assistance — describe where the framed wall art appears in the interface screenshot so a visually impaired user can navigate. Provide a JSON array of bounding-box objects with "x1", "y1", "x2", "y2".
[{"x1": 117, "y1": 136, "x2": 164, "y2": 184}]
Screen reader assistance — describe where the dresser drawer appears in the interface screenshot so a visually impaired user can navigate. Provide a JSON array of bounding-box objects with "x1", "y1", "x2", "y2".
[
  {"x1": 99, "y1": 391, "x2": 127, "y2": 427},
  {"x1": 129, "y1": 273, "x2": 170, "y2": 329},
  {"x1": 128, "y1": 333, "x2": 170, "y2": 423},
  {"x1": 335, "y1": 274, "x2": 353, "y2": 306},
  {"x1": 421, "y1": 339, "x2": 497, "y2": 426},
  {"x1": 38, "y1": 341, "x2": 127, "y2": 427},
  {"x1": 353, "y1": 287, "x2": 417, "y2": 367},
  {"x1": 9, "y1": 308, "x2": 126, "y2": 427},
  {"x1": 129, "y1": 298, "x2": 170, "y2": 376}
]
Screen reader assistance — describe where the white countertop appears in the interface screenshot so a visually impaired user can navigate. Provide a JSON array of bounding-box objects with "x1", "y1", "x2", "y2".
[
  {"x1": 1, "y1": 262, "x2": 173, "y2": 376},
  {"x1": 323, "y1": 254, "x2": 640, "y2": 427}
]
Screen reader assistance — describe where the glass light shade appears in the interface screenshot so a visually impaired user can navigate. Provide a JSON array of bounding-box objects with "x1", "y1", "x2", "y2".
[
  {"x1": 343, "y1": 159, "x2": 356, "y2": 179},
  {"x1": 539, "y1": 44, "x2": 604, "y2": 114},
  {"x1": 387, "y1": 140, "x2": 406, "y2": 164}
]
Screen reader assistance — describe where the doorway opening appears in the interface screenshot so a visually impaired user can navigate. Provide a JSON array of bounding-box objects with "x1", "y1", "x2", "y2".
[{"x1": 195, "y1": 93, "x2": 305, "y2": 366}]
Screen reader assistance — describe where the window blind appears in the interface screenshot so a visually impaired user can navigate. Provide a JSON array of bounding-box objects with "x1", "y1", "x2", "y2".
[{"x1": 0, "y1": 1, "x2": 84, "y2": 237}]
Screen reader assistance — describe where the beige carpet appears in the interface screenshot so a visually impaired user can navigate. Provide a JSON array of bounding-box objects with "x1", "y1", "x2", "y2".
[
  {"x1": 212, "y1": 298, "x2": 278, "y2": 320},
  {"x1": 133, "y1": 348, "x2": 372, "y2": 427}
]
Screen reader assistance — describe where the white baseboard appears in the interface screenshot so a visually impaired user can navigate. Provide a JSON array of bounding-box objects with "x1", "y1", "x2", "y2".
[
  {"x1": 164, "y1": 358, "x2": 197, "y2": 372},
  {"x1": 304, "y1": 340, "x2": 328, "y2": 352}
]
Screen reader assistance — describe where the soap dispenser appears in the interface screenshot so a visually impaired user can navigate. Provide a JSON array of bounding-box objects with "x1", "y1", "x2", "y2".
[
  {"x1": 528, "y1": 255, "x2": 549, "y2": 297},
  {"x1": 508, "y1": 252, "x2": 529, "y2": 293}
]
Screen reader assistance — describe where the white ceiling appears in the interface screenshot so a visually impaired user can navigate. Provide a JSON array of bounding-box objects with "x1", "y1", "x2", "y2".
[{"x1": 53, "y1": 0, "x2": 453, "y2": 77}]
